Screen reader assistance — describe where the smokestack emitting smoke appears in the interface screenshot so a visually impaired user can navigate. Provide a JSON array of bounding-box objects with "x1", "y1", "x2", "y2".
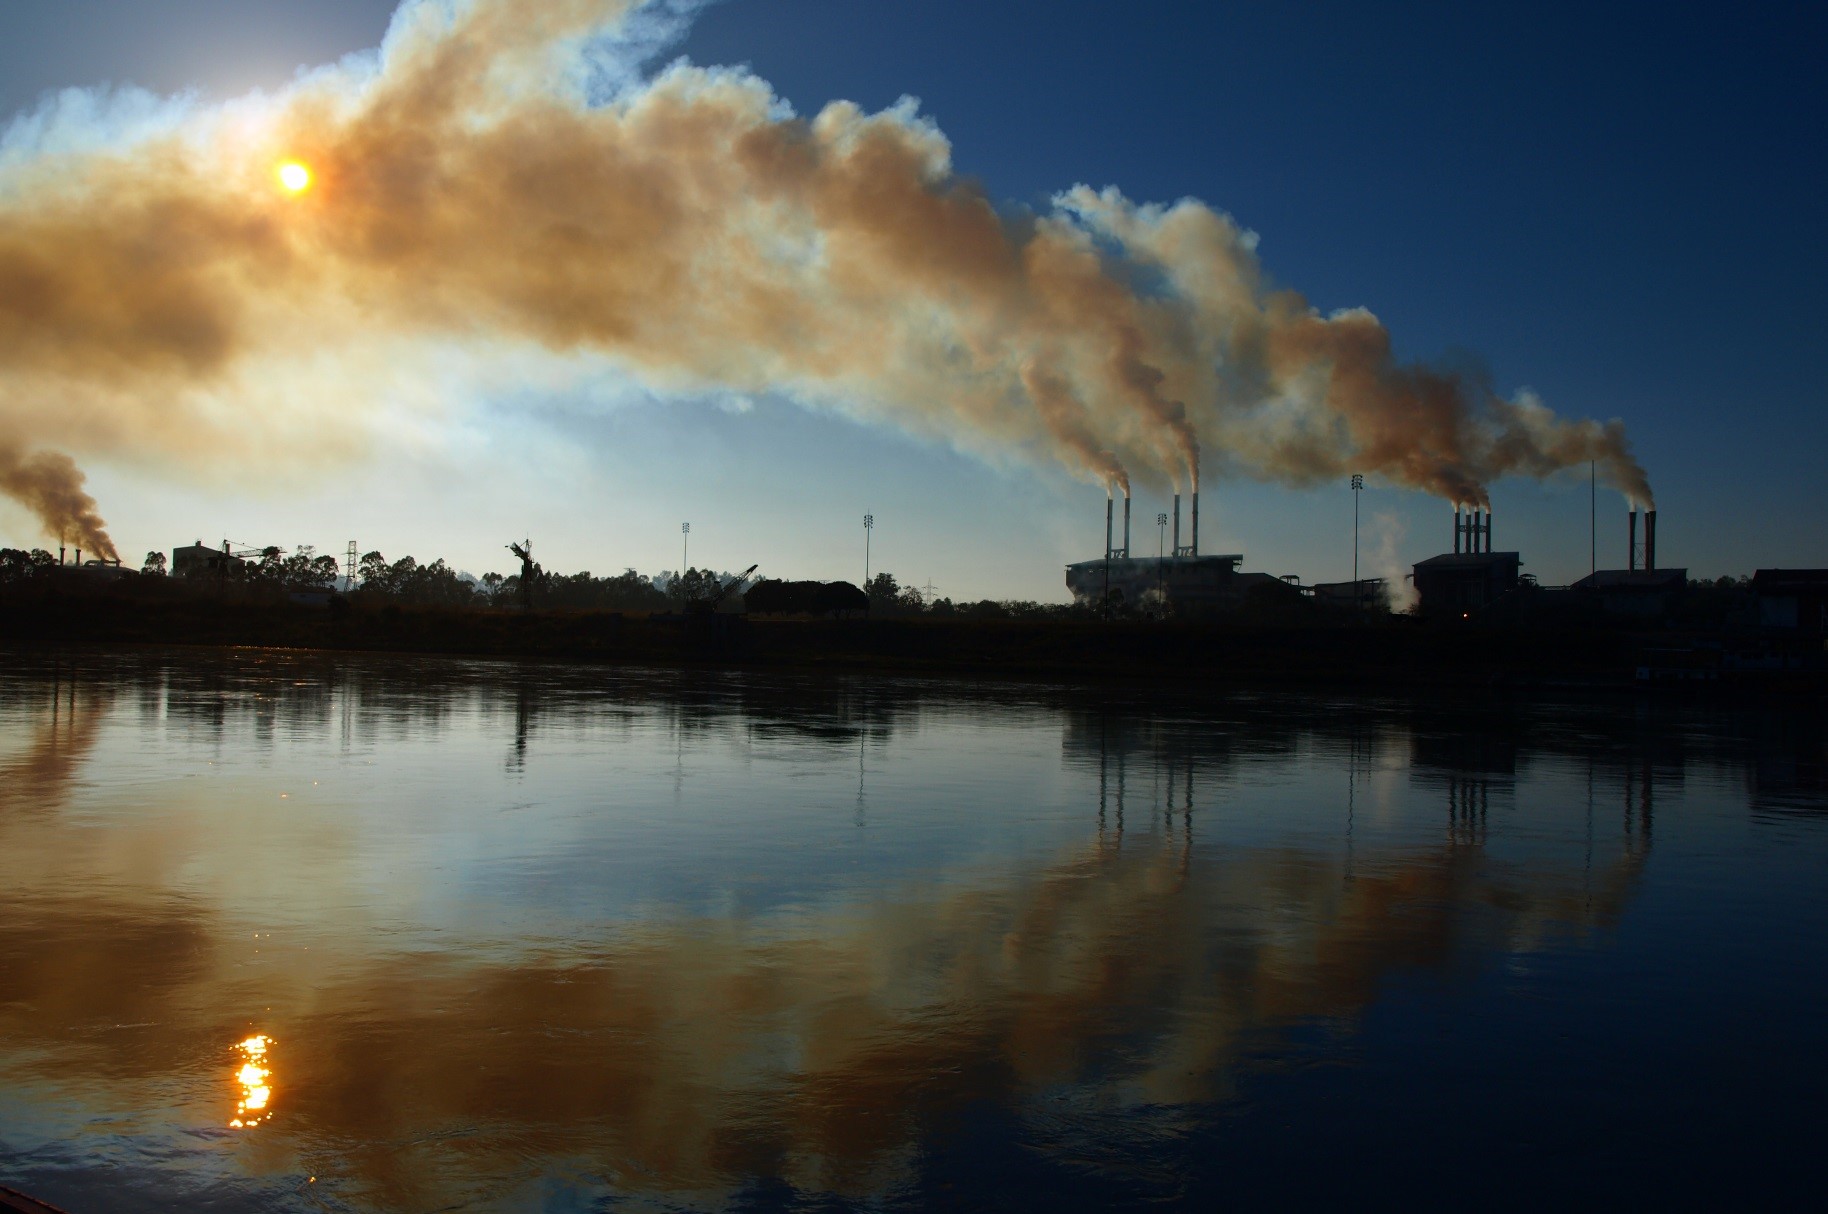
[
  {"x1": 1628, "y1": 509, "x2": 1638, "y2": 572},
  {"x1": 0, "y1": 445, "x2": 118, "y2": 560},
  {"x1": 1122, "y1": 490, "x2": 1130, "y2": 557},
  {"x1": 0, "y1": 0, "x2": 1652, "y2": 547}
]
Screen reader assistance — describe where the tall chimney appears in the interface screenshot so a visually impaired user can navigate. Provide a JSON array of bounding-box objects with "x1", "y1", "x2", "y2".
[
  {"x1": 75, "y1": 547, "x2": 82, "y2": 566},
  {"x1": 1628, "y1": 508, "x2": 1638, "y2": 572},
  {"x1": 59, "y1": 546, "x2": 66, "y2": 566},
  {"x1": 1485, "y1": 509, "x2": 1493, "y2": 553},
  {"x1": 1104, "y1": 496, "x2": 1114, "y2": 559},
  {"x1": 1172, "y1": 493, "x2": 1181, "y2": 556},
  {"x1": 1453, "y1": 507, "x2": 1462, "y2": 554},
  {"x1": 1645, "y1": 510, "x2": 1657, "y2": 571},
  {"x1": 1191, "y1": 491, "x2": 1200, "y2": 557},
  {"x1": 1122, "y1": 491, "x2": 1131, "y2": 558}
]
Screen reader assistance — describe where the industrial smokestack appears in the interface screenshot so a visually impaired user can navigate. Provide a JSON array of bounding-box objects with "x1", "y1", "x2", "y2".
[
  {"x1": 1628, "y1": 508, "x2": 1638, "y2": 572},
  {"x1": 58, "y1": 545, "x2": 65, "y2": 566},
  {"x1": 1172, "y1": 493, "x2": 1181, "y2": 557},
  {"x1": 1191, "y1": 491, "x2": 1200, "y2": 557},
  {"x1": 1645, "y1": 509, "x2": 1657, "y2": 571},
  {"x1": 74, "y1": 547, "x2": 81, "y2": 566},
  {"x1": 1453, "y1": 506, "x2": 1462, "y2": 554},
  {"x1": 1484, "y1": 509, "x2": 1493, "y2": 553},
  {"x1": 1105, "y1": 495, "x2": 1114, "y2": 559},
  {"x1": 1122, "y1": 491, "x2": 1131, "y2": 558}
]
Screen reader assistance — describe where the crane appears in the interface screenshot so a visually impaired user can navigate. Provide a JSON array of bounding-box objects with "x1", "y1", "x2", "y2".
[
  {"x1": 506, "y1": 539, "x2": 538, "y2": 609},
  {"x1": 687, "y1": 563, "x2": 759, "y2": 616}
]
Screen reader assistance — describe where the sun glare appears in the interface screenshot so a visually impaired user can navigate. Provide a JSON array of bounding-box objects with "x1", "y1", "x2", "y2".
[
  {"x1": 277, "y1": 162, "x2": 312, "y2": 193},
  {"x1": 229, "y1": 1034, "x2": 275, "y2": 1128}
]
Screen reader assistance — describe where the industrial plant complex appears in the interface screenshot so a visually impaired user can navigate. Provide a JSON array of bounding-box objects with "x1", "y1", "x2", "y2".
[
  {"x1": 5, "y1": 485, "x2": 1825, "y2": 677},
  {"x1": 1058, "y1": 487, "x2": 1823, "y2": 649}
]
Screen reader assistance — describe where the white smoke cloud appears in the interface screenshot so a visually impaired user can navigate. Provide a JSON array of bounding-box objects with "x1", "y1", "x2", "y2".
[{"x1": 0, "y1": 0, "x2": 1653, "y2": 553}]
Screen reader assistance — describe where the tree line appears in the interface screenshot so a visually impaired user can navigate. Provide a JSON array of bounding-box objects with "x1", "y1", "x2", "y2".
[{"x1": 2, "y1": 542, "x2": 1092, "y2": 618}]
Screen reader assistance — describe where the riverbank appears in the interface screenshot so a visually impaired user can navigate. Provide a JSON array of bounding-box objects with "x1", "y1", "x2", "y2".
[{"x1": 6, "y1": 589, "x2": 1822, "y2": 692}]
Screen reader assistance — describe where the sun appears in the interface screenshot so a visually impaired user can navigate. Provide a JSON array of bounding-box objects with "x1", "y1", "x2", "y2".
[{"x1": 276, "y1": 161, "x2": 312, "y2": 193}]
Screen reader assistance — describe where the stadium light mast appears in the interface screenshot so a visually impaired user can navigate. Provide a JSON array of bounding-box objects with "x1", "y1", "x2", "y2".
[
  {"x1": 1351, "y1": 474, "x2": 1364, "y2": 609},
  {"x1": 681, "y1": 521, "x2": 690, "y2": 573},
  {"x1": 1590, "y1": 460, "x2": 1596, "y2": 576},
  {"x1": 1156, "y1": 512, "x2": 1168, "y2": 597}
]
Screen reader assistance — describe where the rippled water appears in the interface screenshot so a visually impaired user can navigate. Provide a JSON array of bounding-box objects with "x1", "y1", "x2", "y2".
[{"x1": 2, "y1": 649, "x2": 1825, "y2": 1211}]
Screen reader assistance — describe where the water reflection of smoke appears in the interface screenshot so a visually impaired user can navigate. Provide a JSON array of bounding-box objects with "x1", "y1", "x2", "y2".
[
  {"x1": 0, "y1": 650, "x2": 1809, "y2": 1207},
  {"x1": 0, "y1": 822, "x2": 1651, "y2": 1208}
]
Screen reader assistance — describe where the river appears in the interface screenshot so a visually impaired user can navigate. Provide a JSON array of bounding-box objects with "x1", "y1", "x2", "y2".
[{"x1": 2, "y1": 649, "x2": 1824, "y2": 1210}]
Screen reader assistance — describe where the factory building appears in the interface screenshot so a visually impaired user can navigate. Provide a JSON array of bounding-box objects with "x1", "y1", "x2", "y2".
[
  {"x1": 1311, "y1": 579, "x2": 1387, "y2": 610},
  {"x1": 1412, "y1": 508, "x2": 1522, "y2": 617},
  {"x1": 1751, "y1": 569, "x2": 1828, "y2": 634},
  {"x1": 1570, "y1": 569, "x2": 1687, "y2": 618},
  {"x1": 171, "y1": 541, "x2": 244, "y2": 579},
  {"x1": 1063, "y1": 489, "x2": 1299, "y2": 612},
  {"x1": 1569, "y1": 508, "x2": 1687, "y2": 618}
]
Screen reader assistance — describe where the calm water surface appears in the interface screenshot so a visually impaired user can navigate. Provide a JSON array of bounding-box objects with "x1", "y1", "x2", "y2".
[{"x1": 2, "y1": 649, "x2": 1825, "y2": 1210}]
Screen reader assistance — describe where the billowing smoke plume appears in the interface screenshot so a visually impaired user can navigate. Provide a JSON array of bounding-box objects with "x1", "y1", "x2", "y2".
[
  {"x1": 0, "y1": 0, "x2": 1651, "y2": 533},
  {"x1": 0, "y1": 444, "x2": 118, "y2": 559}
]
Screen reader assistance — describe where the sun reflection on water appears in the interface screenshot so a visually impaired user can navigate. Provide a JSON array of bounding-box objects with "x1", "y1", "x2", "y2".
[{"x1": 228, "y1": 1034, "x2": 274, "y2": 1129}]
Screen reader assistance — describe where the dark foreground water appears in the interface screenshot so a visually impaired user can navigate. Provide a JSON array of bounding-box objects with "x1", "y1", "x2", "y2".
[{"x1": 2, "y1": 650, "x2": 1825, "y2": 1212}]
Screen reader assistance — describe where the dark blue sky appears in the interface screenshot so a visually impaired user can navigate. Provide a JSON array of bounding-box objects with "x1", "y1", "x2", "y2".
[{"x1": 2, "y1": 1, "x2": 1822, "y2": 589}]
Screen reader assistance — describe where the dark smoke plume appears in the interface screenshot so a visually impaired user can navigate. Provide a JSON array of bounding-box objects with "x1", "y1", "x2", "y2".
[
  {"x1": 0, "y1": 0, "x2": 1652, "y2": 524},
  {"x1": 0, "y1": 444, "x2": 118, "y2": 559}
]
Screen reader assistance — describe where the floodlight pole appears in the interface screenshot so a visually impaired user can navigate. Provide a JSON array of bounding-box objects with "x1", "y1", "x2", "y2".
[
  {"x1": 1351, "y1": 474, "x2": 1363, "y2": 608},
  {"x1": 1156, "y1": 512, "x2": 1168, "y2": 599},
  {"x1": 681, "y1": 521, "x2": 689, "y2": 574}
]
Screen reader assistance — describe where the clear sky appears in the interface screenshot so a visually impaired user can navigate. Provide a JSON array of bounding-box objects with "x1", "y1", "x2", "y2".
[{"x1": 0, "y1": 0, "x2": 1821, "y2": 597}]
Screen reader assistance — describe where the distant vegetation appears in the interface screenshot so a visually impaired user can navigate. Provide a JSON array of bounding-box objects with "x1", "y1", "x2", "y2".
[{"x1": 0, "y1": 540, "x2": 1112, "y2": 619}]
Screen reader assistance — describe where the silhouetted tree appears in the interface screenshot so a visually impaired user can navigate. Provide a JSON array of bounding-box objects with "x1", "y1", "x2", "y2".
[
  {"x1": 355, "y1": 551, "x2": 475, "y2": 605},
  {"x1": 865, "y1": 572, "x2": 900, "y2": 607},
  {"x1": 141, "y1": 551, "x2": 167, "y2": 576},
  {"x1": 0, "y1": 548, "x2": 43, "y2": 584},
  {"x1": 543, "y1": 568, "x2": 667, "y2": 611}
]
